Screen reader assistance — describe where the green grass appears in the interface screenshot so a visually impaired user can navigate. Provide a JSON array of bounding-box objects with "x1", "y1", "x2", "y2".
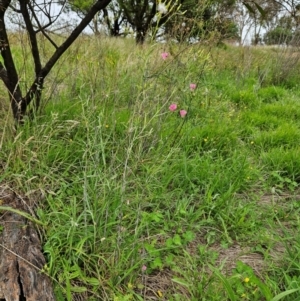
[{"x1": 1, "y1": 37, "x2": 300, "y2": 300}]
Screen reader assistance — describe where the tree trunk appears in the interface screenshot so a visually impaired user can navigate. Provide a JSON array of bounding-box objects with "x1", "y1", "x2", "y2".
[
  {"x1": 0, "y1": 186, "x2": 56, "y2": 301},
  {"x1": 136, "y1": 30, "x2": 146, "y2": 44}
]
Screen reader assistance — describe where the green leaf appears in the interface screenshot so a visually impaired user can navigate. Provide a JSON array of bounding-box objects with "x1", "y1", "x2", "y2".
[
  {"x1": 183, "y1": 230, "x2": 195, "y2": 243},
  {"x1": 165, "y1": 254, "x2": 174, "y2": 266},
  {"x1": 254, "y1": 2, "x2": 266, "y2": 18},
  {"x1": 173, "y1": 234, "x2": 182, "y2": 245},
  {"x1": 144, "y1": 242, "x2": 155, "y2": 253},
  {"x1": 70, "y1": 286, "x2": 87, "y2": 293},
  {"x1": 210, "y1": 265, "x2": 236, "y2": 301},
  {"x1": 152, "y1": 257, "x2": 163, "y2": 268},
  {"x1": 243, "y1": 2, "x2": 255, "y2": 14},
  {"x1": 84, "y1": 277, "x2": 100, "y2": 286},
  {"x1": 165, "y1": 238, "x2": 173, "y2": 248},
  {"x1": 171, "y1": 277, "x2": 190, "y2": 288},
  {"x1": 68, "y1": 270, "x2": 81, "y2": 279},
  {"x1": 0, "y1": 205, "x2": 45, "y2": 226},
  {"x1": 150, "y1": 212, "x2": 163, "y2": 222},
  {"x1": 271, "y1": 289, "x2": 300, "y2": 301},
  {"x1": 136, "y1": 283, "x2": 144, "y2": 289}
]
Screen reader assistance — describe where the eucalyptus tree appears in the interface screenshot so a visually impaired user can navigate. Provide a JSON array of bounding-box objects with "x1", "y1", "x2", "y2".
[
  {"x1": 240, "y1": 0, "x2": 300, "y2": 44},
  {"x1": 162, "y1": 0, "x2": 239, "y2": 42},
  {"x1": 103, "y1": 0, "x2": 125, "y2": 36},
  {"x1": 0, "y1": 0, "x2": 111, "y2": 122},
  {"x1": 263, "y1": 2, "x2": 300, "y2": 46},
  {"x1": 118, "y1": 0, "x2": 157, "y2": 43},
  {"x1": 272, "y1": 0, "x2": 300, "y2": 25},
  {"x1": 271, "y1": 0, "x2": 300, "y2": 44},
  {"x1": 264, "y1": 15, "x2": 294, "y2": 45},
  {"x1": 62, "y1": 0, "x2": 270, "y2": 45},
  {"x1": 64, "y1": 0, "x2": 179, "y2": 43}
]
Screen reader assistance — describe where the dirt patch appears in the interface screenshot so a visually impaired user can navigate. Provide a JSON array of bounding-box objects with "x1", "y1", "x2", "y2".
[
  {"x1": 258, "y1": 192, "x2": 300, "y2": 207},
  {"x1": 135, "y1": 191, "x2": 299, "y2": 300},
  {"x1": 211, "y1": 192, "x2": 299, "y2": 277},
  {"x1": 213, "y1": 243, "x2": 286, "y2": 277},
  {"x1": 136, "y1": 268, "x2": 190, "y2": 301}
]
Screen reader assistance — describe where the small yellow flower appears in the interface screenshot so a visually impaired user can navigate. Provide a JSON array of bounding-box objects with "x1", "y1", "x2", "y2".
[
  {"x1": 244, "y1": 277, "x2": 250, "y2": 283},
  {"x1": 157, "y1": 290, "x2": 163, "y2": 297},
  {"x1": 204, "y1": 138, "x2": 208, "y2": 142},
  {"x1": 250, "y1": 141, "x2": 254, "y2": 145},
  {"x1": 105, "y1": 124, "x2": 109, "y2": 128},
  {"x1": 127, "y1": 282, "x2": 133, "y2": 289}
]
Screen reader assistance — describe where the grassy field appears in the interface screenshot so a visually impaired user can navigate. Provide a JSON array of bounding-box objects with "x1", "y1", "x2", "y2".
[{"x1": 1, "y1": 36, "x2": 300, "y2": 300}]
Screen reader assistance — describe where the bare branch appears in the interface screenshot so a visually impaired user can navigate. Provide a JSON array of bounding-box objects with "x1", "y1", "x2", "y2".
[
  {"x1": 28, "y1": 2, "x2": 58, "y2": 48},
  {"x1": 0, "y1": 0, "x2": 24, "y2": 119},
  {"x1": 30, "y1": 0, "x2": 66, "y2": 33},
  {"x1": 1, "y1": 0, "x2": 112, "y2": 121},
  {"x1": 20, "y1": 1, "x2": 42, "y2": 76},
  {"x1": 20, "y1": 1, "x2": 43, "y2": 111},
  {"x1": 8, "y1": 3, "x2": 21, "y2": 13},
  {"x1": 23, "y1": 0, "x2": 112, "y2": 112}
]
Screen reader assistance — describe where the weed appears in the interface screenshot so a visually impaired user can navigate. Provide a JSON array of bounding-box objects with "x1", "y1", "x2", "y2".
[{"x1": 1, "y1": 37, "x2": 300, "y2": 300}]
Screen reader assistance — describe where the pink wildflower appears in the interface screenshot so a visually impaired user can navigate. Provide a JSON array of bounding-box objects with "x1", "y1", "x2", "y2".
[
  {"x1": 169, "y1": 103, "x2": 177, "y2": 111},
  {"x1": 189, "y1": 83, "x2": 197, "y2": 91},
  {"x1": 142, "y1": 265, "x2": 147, "y2": 271},
  {"x1": 161, "y1": 52, "x2": 169, "y2": 60},
  {"x1": 180, "y1": 110, "x2": 187, "y2": 118}
]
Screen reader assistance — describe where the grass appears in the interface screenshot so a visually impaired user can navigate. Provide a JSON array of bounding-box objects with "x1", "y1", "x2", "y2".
[{"x1": 1, "y1": 36, "x2": 300, "y2": 300}]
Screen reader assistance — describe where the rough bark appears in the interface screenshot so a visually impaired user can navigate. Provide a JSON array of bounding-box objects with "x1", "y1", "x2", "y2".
[{"x1": 0, "y1": 186, "x2": 55, "y2": 301}]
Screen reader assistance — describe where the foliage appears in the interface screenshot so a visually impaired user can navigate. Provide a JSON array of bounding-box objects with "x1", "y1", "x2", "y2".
[
  {"x1": 263, "y1": 16, "x2": 296, "y2": 45},
  {"x1": 164, "y1": 0, "x2": 239, "y2": 42},
  {"x1": 2, "y1": 35, "x2": 300, "y2": 300},
  {"x1": 264, "y1": 27, "x2": 293, "y2": 45},
  {"x1": 62, "y1": 0, "x2": 269, "y2": 44},
  {"x1": 118, "y1": 0, "x2": 157, "y2": 43}
]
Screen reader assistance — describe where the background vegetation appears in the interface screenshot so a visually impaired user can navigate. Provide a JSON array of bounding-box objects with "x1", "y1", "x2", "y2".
[
  {"x1": 1, "y1": 0, "x2": 300, "y2": 300},
  {"x1": 1, "y1": 33, "x2": 300, "y2": 300},
  {"x1": 61, "y1": 0, "x2": 300, "y2": 46}
]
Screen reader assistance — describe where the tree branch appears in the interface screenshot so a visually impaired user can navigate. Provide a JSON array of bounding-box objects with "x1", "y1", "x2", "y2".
[
  {"x1": 28, "y1": 2, "x2": 58, "y2": 48},
  {"x1": 20, "y1": 1, "x2": 42, "y2": 76},
  {"x1": 20, "y1": 1, "x2": 43, "y2": 111},
  {"x1": 0, "y1": 0, "x2": 24, "y2": 120},
  {"x1": 23, "y1": 0, "x2": 112, "y2": 111}
]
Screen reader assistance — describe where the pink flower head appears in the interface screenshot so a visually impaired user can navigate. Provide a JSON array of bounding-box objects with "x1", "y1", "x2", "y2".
[
  {"x1": 180, "y1": 110, "x2": 187, "y2": 118},
  {"x1": 169, "y1": 103, "x2": 177, "y2": 111},
  {"x1": 142, "y1": 265, "x2": 147, "y2": 271},
  {"x1": 189, "y1": 83, "x2": 197, "y2": 91},
  {"x1": 161, "y1": 52, "x2": 169, "y2": 60}
]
